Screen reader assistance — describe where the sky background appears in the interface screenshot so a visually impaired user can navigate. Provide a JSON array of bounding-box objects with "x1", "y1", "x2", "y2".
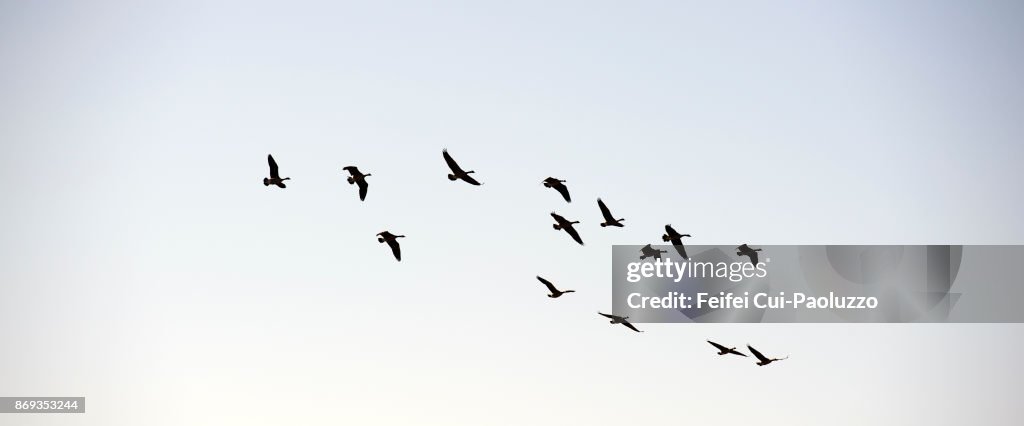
[{"x1": 2, "y1": 0, "x2": 1024, "y2": 424}]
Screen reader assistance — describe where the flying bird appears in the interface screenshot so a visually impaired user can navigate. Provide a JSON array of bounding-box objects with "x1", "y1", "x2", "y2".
[
  {"x1": 342, "y1": 166, "x2": 371, "y2": 201},
  {"x1": 263, "y1": 154, "x2": 290, "y2": 188},
  {"x1": 597, "y1": 198, "x2": 625, "y2": 227},
  {"x1": 736, "y1": 244, "x2": 763, "y2": 265},
  {"x1": 748, "y1": 345, "x2": 788, "y2": 366},
  {"x1": 661, "y1": 225, "x2": 691, "y2": 259},
  {"x1": 377, "y1": 231, "x2": 405, "y2": 261},
  {"x1": 542, "y1": 177, "x2": 571, "y2": 202},
  {"x1": 550, "y1": 212, "x2": 584, "y2": 245},
  {"x1": 443, "y1": 149, "x2": 481, "y2": 185},
  {"x1": 536, "y1": 276, "x2": 575, "y2": 298},
  {"x1": 598, "y1": 312, "x2": 643, "y2": 333},
  {"x1": 639, "y1": 244, "x2": 667, "y2": 260},
  {"x1": 707, "y1": 340, "x2": 748, "y2": 357}
]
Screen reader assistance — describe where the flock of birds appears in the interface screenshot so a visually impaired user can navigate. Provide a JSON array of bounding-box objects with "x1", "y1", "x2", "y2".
[{"x1": 263, "y1": 149, "x2": 788, "y2": 367}]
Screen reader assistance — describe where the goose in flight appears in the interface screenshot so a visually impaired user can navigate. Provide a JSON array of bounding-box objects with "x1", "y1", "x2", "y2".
[
  {"x1": 550, "y1": 212, "x2": 584, "y2": 245},
  {"x1": 707, "y1": 340, "x2": 747, "y2": 357},
  {"x1": 542, "y1": 177, "x2": 571, "y2": 202},
  {"x1": 748, "y1": 345, "x2": 788, "y2": 366},
  {"x1": 536, "y1": 276, "x2": 575, "y2": 298},
  {"x1": 597, "y1": 198, "x2": 625, "y2": 227},
  {"x1": 639, "y1": 244, "x2": 667, "y2": 260},
  {"x1": 342, "y1": 166, "x2": 371, "y2": 201},
  {"x1": 661, "y1": 225, "x2": 691, "y2": 259},
  {"x1": 736, "y1": 244, "x2": 762, "y2": 265},
  {"x1": 377, "y1": 231, "x2": 405, "y2": 261},
  {"x1": 443, "y1": 149, "x2": 481, "y2": 186},
  {"x1": 263, "y1": 154, "x2": 290, "y2": 188},
  {"x1": 598, "y1": 312, "x2": 643, "y2": 333}
]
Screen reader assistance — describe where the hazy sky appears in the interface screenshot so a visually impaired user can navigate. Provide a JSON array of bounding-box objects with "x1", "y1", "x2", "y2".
[{"x1": 2, "y1": 1, "x2": 1024, "y2": 425}]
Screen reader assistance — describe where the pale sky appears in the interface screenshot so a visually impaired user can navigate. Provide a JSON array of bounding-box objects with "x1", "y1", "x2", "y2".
[{"x1": 2, "y1": 1, "x2": 1023, "y2": 425}]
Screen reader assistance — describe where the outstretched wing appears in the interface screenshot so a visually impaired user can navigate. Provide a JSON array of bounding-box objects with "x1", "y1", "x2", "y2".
[
  {"x1": 564, "y1": 224, "x2": 584, "y2": 245},
  {"x1": 747, "y1": 345, "x2": 769, "y2": 363},
  {"x1": 386, "y1": 239, "x2": 401, "y2": 261},
  {"x1": 749, "y1": 251, "x2": 759, "y2": 265},
  {"x1": 598, "y1": 312, "x2": 617, "y2": 320},
  {"x1": 729, "y1": 349, "x2": 749, "y2": 357},
  {"x1": 550, "y1": 212, "x2": 565, "y2": 223},
  {"x1": 461, "y1": 174, "x2": 481, "y2": 186},
  {"x1": 672, "y1": 243, "x2": 688, "y2": 259},
  {"x1": 621, "y1": 320, "x2": 643, "y2": 333},
  {"x1": 342, "y1": 166, "x2": 358, "y2": 176},
  {"x1": 707, "y1": 340, "x2": 729, "y2": 352},
  {"x1": 536, "y1": 276, "x2": 558, "y2": 293},
  {"x1": 553, "y1": 182, "x2": 571, "y2": 202},
  {"x1": 665, "y1": 224, "x2": 680, "y2": 238},
  {"x1": 268, "y1": 154, "x2": 280, "y2": 179},
  {"x1": 357, "y1": 179, "x2": 369, "y2": 201},
  {"x1": 442, "y1": 149, "x2": 464, "y2": 174},
  {"x1": 597, "y1": 198, "x2": 614, "y2": 221}
]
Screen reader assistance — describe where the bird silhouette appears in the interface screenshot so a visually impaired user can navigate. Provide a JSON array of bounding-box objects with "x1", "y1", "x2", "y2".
[
  {"x1": 661, "y1": 225, "x2": 691, "y2": 259},
  {"x1": 377, "y1": 231, "x2": 405, "y2": 261},
  {"x1": 342, "y1": 166, "x2": 371, "y2": 201},
  {"x1": 597, "y1": 198, "x2": 625, "y2": 227},
  {"x1": 263, "y1": 154, "x2": 290, "y2": 188},
  {"x1": 598, "y1": 312, "x2": 643, "y2": 333},
  {"x1": 639, "y1": 244, "x2": 667, "y2": 260},
  {"x1": 536, "y1": 276, "x2": 575, "y2": 298},
  {"x1": 748, "y1": 345, "x2": 788, "y2": 366},
  {"x1": 443, "y1": 149, "x2": 481, "y2": 185},
  {"x1": 707, "y1": 340, "x2": 748, "y2": 357},
  {"x1": 542, "y1": 177, "x2": 571, "y2": 202},
  {"x1": 550, "y1": 212, "x2": 584, "y2": 245},
  {"x1": 736, "y1": 244, "x2": 762, "y2": 265}
]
